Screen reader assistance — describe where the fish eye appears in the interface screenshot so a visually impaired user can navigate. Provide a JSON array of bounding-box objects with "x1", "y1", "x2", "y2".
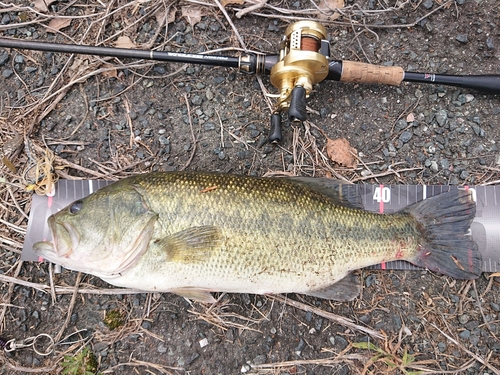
[{"x1": 69, "y1": 200, "x2": 83, "y2": 214}]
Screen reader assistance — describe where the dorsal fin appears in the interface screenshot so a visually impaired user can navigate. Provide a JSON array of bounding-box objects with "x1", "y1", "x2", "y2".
[{"x1": 287, "y1": 177, "x2": 363, "y2": 209}]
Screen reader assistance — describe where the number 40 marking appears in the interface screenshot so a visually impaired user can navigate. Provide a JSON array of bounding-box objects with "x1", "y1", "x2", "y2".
[{"x1": 373, "y1": 186, "x2": 391, "y2": 203}]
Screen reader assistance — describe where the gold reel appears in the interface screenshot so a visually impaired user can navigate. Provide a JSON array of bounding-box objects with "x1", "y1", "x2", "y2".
[{"x1": 268, "y1": 21, "x2": 330, "y2": 142}]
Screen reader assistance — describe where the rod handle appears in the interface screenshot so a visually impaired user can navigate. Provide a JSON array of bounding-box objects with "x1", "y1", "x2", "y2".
[{"x1": 341, "y1": 61, "x2": 404, "y2": 86}]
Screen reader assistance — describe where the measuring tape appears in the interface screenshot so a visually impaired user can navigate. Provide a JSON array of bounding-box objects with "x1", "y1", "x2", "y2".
[{"x1": 22, "y1": 180, "x2": 500, "y2": 273}]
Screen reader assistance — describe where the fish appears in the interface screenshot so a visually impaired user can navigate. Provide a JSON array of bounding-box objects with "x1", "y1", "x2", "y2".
[{"x1": 33, "y1": 171, "x2": 482, "y2": 303}]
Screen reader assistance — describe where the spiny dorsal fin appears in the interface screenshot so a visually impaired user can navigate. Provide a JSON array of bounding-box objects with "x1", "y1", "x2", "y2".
[
  {"x1": 156, "y1": 226, "x2": 223, "y2": 264},
  {"x1": 287, "y1": 177, "x2": 363, "y2": 209}
]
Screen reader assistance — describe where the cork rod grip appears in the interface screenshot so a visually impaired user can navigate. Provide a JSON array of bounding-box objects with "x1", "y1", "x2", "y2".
[{"x1": 340, "y1": 61, "x2": 404, "y2": 86}]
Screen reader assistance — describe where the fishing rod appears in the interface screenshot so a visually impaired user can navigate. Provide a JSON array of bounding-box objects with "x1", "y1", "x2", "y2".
[{"x1": 1, "y1": 21, "x2": 499, "y2": 143}]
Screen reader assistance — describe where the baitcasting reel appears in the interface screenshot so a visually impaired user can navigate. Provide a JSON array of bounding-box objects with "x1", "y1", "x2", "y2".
[{"x1": 267, "y1": 21, "x2": 331, "y2": 143}]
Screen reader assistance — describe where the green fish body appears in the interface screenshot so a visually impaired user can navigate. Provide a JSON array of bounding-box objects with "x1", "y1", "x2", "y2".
[{"x1": 33, "y1": 172, "x2": 481, "y2": 302}]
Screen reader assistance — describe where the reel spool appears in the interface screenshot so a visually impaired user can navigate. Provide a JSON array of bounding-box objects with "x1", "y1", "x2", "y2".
[{"x1": 268, "y1": 21, "x2": 330, "y2": 143}]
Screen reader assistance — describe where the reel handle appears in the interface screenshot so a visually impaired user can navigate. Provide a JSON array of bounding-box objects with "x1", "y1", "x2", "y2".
[
  {"x1": 288, "y1": 86, "x2": 308, "y2": 122},
  {"x1": 268, "y1": 114, "x2": 283, "y2": 143}
]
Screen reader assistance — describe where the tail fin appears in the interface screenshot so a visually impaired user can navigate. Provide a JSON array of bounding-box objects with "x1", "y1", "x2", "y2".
[{"x1": 404, "y1": 189, "x2": 481, "y2": 279}]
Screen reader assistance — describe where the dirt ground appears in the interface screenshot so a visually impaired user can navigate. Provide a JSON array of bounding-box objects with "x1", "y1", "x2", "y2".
[{"x1": 0, "y1": 0, "x2": 499, "y2": 374}]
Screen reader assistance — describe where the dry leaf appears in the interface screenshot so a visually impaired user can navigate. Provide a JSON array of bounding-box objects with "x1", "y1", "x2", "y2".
[
  {"x1": 69, "y1": 57, "x2": 88, "y2": 76},
  {"x1": 47, "y1": 17, "x2": 71, "y2": 32},
  {"x1": 34, "y1": 0, "x2": 56, "y2": 12},
  {"x1": 155, "y1": 8, "x2": 176, "y2": 26},
  {"x1": 325, "y1": 137, "x2": 357, "y2": 168},
  {"x1": 115, "y1": 36, "x2": 137, "y2": 49},
  {"x1": 221, "y1": 0, "x2": 245, "y2": 6},
  {"x1": 317, "y1": 0, "x2": 344, "y2": 20},
  {"x1": 181, "y1": 6, "x2": 202, "y2": 26},
  {"x1": 101, "y1": 64, "x2": 118, "y2": 79}
]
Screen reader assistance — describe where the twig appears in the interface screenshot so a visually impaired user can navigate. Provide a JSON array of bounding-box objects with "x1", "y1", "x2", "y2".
[
  {"x1": 236, "y1": 0, "x2": 268, "y2": 18},
  {"x1": 179, "y1": 93, "x2": 197, "y2": 171},
  {"x1": 54, "y1": 272, "x2": 82, "y2": 343},
  {"x1": 271, "y1": 294, "x2": 383, "y2": 340},
  {"x1": 0, "y1": 260, "x2": 23, "y2": 331},
  {"x1": 430, "y1": 320, "x2": 500, "y2": 375},
  {"x1": 212, "y1": 0, "x2": 247, "y2": 50}
]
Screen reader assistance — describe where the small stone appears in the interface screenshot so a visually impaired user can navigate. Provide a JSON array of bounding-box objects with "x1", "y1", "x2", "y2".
[
  {"x1": 460, "y1": 170, "x2": 469, "y2": 180},
  {"x1": 206, "y1": 88, "x2": 214, "y2": 100},
  {"x1": 399, "y1": 131, "x2": 412, "y2": 143},
  {"x1": 14, "y1": 55, "x2": 24, "y2": 64},
  {"x1": 438, "y1": 342, "x2": 446, "y2": 352},
  {"x1": 365, "y1": 275, "x2": 377, "y2": 287},
  {"x1": 252, "y1": 355, "x2": 267, "y2": 365},
  {"x1": 305, "y1": 311, "x2": 312, "y2": 322},
  {"x1": 486, "y1": 37, "x2": 494, "y2": 50},
  {"x1": 456, "y1": 34, "x2": 468, "y2": 43},
  {"x1": 465, "y1": 94, "x2": 475, "y2": 102},
  {"x1": 459, "y1": 330, "x2": 470, "y2": 339},
  {"x1": 422, "y1": 0, "x2": 433, "y2": 9},
  {"x1": 241, "y1": 363, "x2": 251, "y2": 373},
  {"x1": 430, "y1": 161, "x2": 438, "y2": 172},
  {"x1": 154, "y1": 65, "x2": 166, "y2": 74},
  {"x1": 435, "y1": 109, "x2": 448, "y2": 126},
  {"x1": 204, "y1": 122, "x2": 216, "y2": 131},
  {"x1": 0, "y1": 52, "x2": 9, "y2": 65},
  {"x1": 1, "y1": 13, "x2": 10, "y2": 24},
  {"x1": 459, "y1": 315, "x2": 470, "y2": 325},
  {"x1": 191, "y1": 95, "x2": 203, "y2": 105},
  {"x1": 471, "y1": 124, "x2": 485, "y2": 137},
  {"x1": 157, "y1": 343, "x2": 167, "y2": 353},
  {"x1": 294, "y1": 338, "x2": 306, "y2": 355},
  {"x1": 2, "y1": 69, "x2": 13, "y2": 78}
]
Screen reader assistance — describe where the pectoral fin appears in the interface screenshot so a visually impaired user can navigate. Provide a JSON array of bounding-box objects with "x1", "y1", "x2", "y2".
[
  {"x1": 304, "y1": 273, "x2": 360, "y2": 301},
  {"x1": 170, "y1": 287, "x2": 216, "y2": 303},
  {"x1": 156, "y1": 226, "x2": 223, "y2": 263}
]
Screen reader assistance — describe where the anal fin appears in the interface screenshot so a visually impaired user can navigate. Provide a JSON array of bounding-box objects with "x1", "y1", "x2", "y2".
[
  {"x1": 304, "y1": 273, "x2": 360, "y2": 301},
  {"x1": 170, "y1": 287, "x2": 216, "y2": 303}
]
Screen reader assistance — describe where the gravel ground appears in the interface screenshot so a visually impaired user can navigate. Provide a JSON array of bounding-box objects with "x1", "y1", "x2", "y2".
[{"x1": 0, "y1": 0, "x2": 499, "y2": 374}]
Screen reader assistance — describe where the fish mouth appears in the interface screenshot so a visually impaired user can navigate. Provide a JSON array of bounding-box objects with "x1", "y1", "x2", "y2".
[{"x1": 33, "y1": 216, "x2": 79, "y2": 260}]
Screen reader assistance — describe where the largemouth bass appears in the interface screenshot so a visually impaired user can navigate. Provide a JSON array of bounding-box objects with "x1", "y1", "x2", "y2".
[{"x1": 33, "y1": 172, "x2": 481, "y2": 302}]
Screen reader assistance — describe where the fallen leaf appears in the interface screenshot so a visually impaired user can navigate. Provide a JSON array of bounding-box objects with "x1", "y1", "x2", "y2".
[
  {"x1": 317, "y1": 0, "x2": 344, "y2": 20},
  {"x1": 325, "y1": 137, "x2": 357, "y2": 168},
  {"x1": 155, "y1": 8, "x2": 176, "y2": 26},
  {"x1": 68, "y1": 57, "x2": 90, "y2": 77},
  {"x1": 101, "y1": 64, "x2": 118, "y2": 79},
  {"x1": 47, "y1": 17, "x2": 71, "y2": 32},
  {"x1": 221, "y1": 0, "x2": 245, "y2": 6},
  {"x1": 115, "y1": 36, "x2": 137, "y2": 49},
  {"x1": 34, "y1": 0, "x2": 56, "y2": 12},
  {"x1": 181, "y1": 6, "x2": 202, "y2": 27}
]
